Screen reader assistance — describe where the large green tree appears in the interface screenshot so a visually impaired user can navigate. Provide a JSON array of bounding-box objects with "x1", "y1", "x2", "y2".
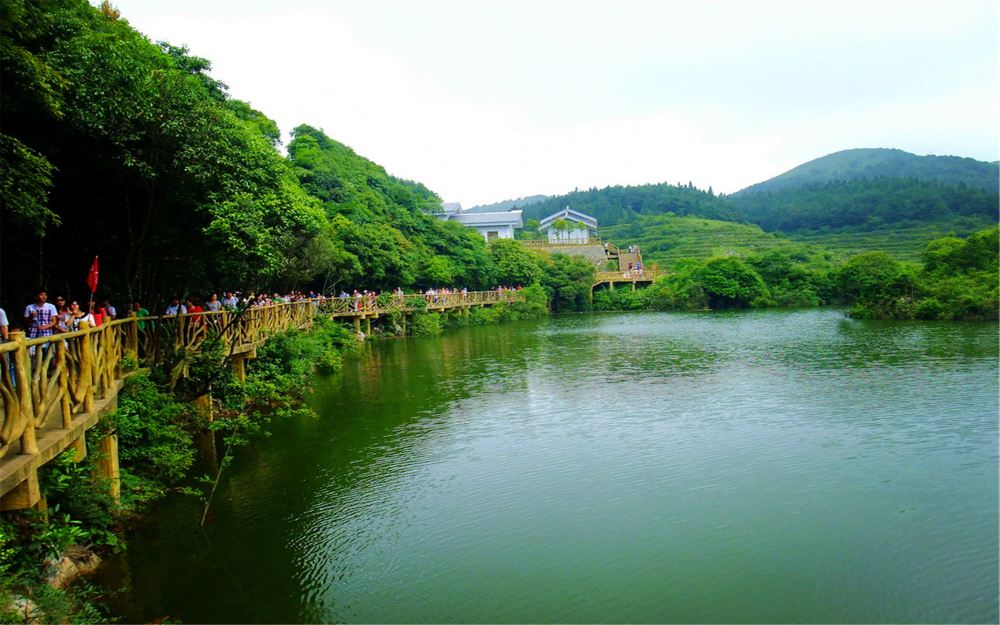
[{"x1": 0, "y1": 0, "x2": 326, "y2": 304}]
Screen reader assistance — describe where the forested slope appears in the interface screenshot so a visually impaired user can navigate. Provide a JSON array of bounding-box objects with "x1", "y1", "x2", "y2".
[
  {"x1": 0, "y1": 0, "x2": 503, "y2": 305},
  {"x1": 731, "y1": 177, "x2": 997, "y2": 232},
  {"x1": 1, "y1": 0, "x2": 326, "y2": 303},
  {"x1": 601, "y1": 214, "x2": 816, "y2": 268},
  {"x1": 287, "y1": 125, "x2": 497, "y2": 291},
  {"x1": 520, "y1": 183, "x2": 739, "y2": 226},
  {"x1": 736, "y1": 148, "x2": 999, "y2": 195}
]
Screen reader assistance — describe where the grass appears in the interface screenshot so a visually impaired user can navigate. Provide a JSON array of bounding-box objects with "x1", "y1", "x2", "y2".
[
  {"x1": 601, "y1": 214, "x2": 818, "y2": 268},
  {"x1": 601, "y1": 213, "x2": 998, "y2": 267}
]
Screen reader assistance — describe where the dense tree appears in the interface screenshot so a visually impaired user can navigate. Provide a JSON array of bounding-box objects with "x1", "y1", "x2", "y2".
[
  {"x1": 834, "y1": 252, "x2": 919, "y2": 318},
  {"x1": 538, "y1": 254, "x2": 594, "y2": 312},
  {"x1": 286, "y1": 125, "x2": 498, "y2": 291},
  {"x1": 0, "y1": 0, "x2": 326, "y2": 304},
  {"x1": 690, "y1": 258, "x2": 769, "y2": 308},
  {"x1": 490, "y1": 239, "x2": 542, "y2": 286},
  {"x1": 519, "y1": 182, "x2": 740, "y2": 228},
  {"x1": 732, "y1": 177, "x2": 997, "y2": 233}
]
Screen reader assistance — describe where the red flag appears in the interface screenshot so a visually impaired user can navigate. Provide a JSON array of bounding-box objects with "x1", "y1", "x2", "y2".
[{"x1": 86, "y1": 256, "x2": 99, "y2": 293}]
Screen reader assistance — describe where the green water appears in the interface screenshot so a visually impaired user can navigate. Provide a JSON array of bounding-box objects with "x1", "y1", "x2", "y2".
[{"x1": 100, "y1": 309, "x2": 999, "y2": 623}]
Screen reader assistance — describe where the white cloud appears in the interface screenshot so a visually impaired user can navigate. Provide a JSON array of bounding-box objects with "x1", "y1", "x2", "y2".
[{"x1": 111, "y1": 0, "x2": 999, "y2": 206}]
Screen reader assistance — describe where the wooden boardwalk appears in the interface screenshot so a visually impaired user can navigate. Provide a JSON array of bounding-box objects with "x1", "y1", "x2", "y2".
[
  {"x1": 516, "y1": 240, "x2": 656, "y2": 291},
  {"x1": 592, "y1": 270, "x2": 657, "y2": 290},
  {"x1": 0, "y1": 291, "x2": 521, "y2": 510}
]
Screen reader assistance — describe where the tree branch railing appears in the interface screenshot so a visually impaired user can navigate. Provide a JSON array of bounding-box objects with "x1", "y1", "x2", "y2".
[
  {"x1": 0, "y1": 290, "x2": 524, "y2": 461},
  {"x1": 593, "y1": 270, "x2": 657, "y2": 284}
]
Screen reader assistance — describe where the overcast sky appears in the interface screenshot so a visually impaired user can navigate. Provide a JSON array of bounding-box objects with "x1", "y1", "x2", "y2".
[{"x1": 109, "y1": 0, "x2": 998, "y2": 206}]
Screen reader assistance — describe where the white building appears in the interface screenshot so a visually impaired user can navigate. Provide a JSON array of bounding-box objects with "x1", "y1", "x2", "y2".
[
  {"x1": 538, "y1": 207, "x2": 598, "y2": 243},
  {"x1": 439, "y1": 203, "x2": 523, "y2": 242}
]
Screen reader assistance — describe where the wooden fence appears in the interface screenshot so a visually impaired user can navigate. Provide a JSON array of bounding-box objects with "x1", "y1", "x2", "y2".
[
  {"x1": 0, "y1": 290, "x2": 523, "y2": 508},
  {"x1": 593, "y1": 270, "x2": 657, "y2": 286}
]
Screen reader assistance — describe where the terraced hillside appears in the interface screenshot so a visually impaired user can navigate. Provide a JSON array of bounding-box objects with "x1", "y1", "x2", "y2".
[
  {"x1": 787, "y1": 218, "x2": 996, "y2": 262},
  {"x1": 601, "y1": 214, "x2": 817, "y2": 268}
]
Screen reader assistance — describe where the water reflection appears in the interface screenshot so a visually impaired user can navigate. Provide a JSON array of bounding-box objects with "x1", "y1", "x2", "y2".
[{"x1": 100, "y1": 310, "x2": 998, "y2": 624}]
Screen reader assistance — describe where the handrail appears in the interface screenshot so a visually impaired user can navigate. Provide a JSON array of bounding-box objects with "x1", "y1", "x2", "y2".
[
  {"x1": 593, "y1": 270, "x2": 657, "y2": 283},
  {"x1": 518, "y1": 239, "x2": 608, "y2": 247},
  {"x1": 1, "y1": 290, "x2": 524, "y2": 462}
]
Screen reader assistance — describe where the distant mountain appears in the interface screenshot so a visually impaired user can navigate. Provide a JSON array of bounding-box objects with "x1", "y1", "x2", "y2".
[
  {"x1": 464, "y1": 195, "x2": 549, "y2": 213},
  {"x1": 732, "y1": 176, "x2": 997, "y2": 233},
  {"x1": 519, "y1": 183, "x2": 740, "y2": 227},
  {"x1": 735, "y1": 148, "x2": 999, "y2": 195}
]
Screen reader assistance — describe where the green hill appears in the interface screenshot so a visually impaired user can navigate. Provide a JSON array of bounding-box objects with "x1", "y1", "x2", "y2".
[
  {"x1": 786, "y1": 217, "x2": 997, "y2": 262},
  {"x1": 465, "y1": 195, "x2": 549, "y2": 213},
  {"x1": 736, "y1": 148, "x2": 999, "y2": 195},
  {"x1": 601, "y1": 214, "x2": 821, "y2": 268},
  {"x1": 521, "y1": 182, "x2": 739, "y2": 226},
  {"x1": 730, "y1": 149, "x2": 999, "y2": 261},
  {"x1": 731, "y1": 177, "x2": 997, "y2": 233}
]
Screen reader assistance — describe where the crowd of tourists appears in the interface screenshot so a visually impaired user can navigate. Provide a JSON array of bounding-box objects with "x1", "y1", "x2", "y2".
[
  {"x1": 623, "y1": 261, "x2": 645, "y2": 279},
  {"x1": 1, "y1": 289, "x2": 121, "y2": 341},
  {"x1": 1, "y1": 286, "x2": 524, "y2": 342}
]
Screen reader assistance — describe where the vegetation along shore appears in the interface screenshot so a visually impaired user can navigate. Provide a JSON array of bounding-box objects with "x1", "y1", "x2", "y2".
[{"x1": 0, "y1": 0, "x2": 996, "y2": 622}]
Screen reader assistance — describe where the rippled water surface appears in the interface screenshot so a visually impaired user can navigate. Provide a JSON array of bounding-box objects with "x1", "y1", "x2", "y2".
[{"x1": 102, "y1": 310, "x2": 999, "y2": 623}]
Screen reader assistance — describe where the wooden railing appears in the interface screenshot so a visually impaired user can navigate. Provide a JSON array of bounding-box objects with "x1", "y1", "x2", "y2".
[
  {"x1": 316, "y1": 290, "x2": 521, "y2": 316},
  {"x1": 593, "y1": 270, "x2": 657, "y2": 284},
  {"x1": 519, "y1": 239, "x2": 608, "y2": 247},
  {"x1": 0, "y1": 291, "x2": 524, "y2": 463}
]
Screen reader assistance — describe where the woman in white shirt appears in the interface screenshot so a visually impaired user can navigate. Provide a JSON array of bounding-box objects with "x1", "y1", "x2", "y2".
[{"x1": 66, "y1": 301, "x2": 96, "y2": 331}]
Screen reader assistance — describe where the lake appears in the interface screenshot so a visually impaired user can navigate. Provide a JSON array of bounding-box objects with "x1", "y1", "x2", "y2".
[{"x1": 99, "y1": 309, "x2": 999, "y2": 623}]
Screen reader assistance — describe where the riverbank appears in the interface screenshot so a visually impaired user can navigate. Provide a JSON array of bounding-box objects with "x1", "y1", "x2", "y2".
[{"x1": 0, "y1": 290, "x2": 548, "y2": 623}]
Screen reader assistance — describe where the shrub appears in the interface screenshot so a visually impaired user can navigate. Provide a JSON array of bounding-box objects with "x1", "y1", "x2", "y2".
[{"x1": 410, "y1": 312, "x2": 444, "y2": 337}]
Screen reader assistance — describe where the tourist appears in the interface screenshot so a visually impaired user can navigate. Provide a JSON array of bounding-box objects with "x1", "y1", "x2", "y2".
[
  {"x1": 53, "y1": 296, "x2": 71, "y2": 333},
  {"x1": 23, "y1": 289, "x2": 58, "y2": 339},
  {"x1": 132, "y1": 302, "x2": 150, "y2": 330},
  {"x1": 206, "y1": 293, "x2": 222, "y2": 312},
  {"x1": 65, "y1": 301, "x2": 95, "y2": 331},
  {"x1": 0, "y1": 306, "x2": 10, "y2": 386},
  {"x1": 100, "y1": 297, "x2": 117, "y2": 320},
  {"x1": 221, "y1": 291, "x2": 239, "y2": 310},
  {"x1": 165, "y1": 297, "x2": 186, "y2": 316}
]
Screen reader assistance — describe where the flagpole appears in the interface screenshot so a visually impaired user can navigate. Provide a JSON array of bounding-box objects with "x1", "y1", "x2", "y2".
[{"x1": 87, "y1": 256, "x2": 99, "y2": 313}]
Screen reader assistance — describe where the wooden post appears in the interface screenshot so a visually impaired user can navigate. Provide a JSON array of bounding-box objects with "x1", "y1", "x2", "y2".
[
  {"x1": 57, "y1": 340, "x2": 71, "y2": 428},
  {"x1": 0, "y1": 470, "x2": 41, "y2": 511},
  {"x1": 78, "y1": 322, "x2": 95, "y2": 413},
  {"x1": 95, "y1": 434, "x2": 121, "y2": 504},
  {"x1": 70, "y1": 435, "x2": 87, "y2": 461},
  {"x1": 106, "y1": 324, "x2": 116, "y2": 387},
  {"x1": 193, "y1": 394, "x2": 213, "y2": 423},
  {"x1": 10, "y1": 331, "x2": 38, "y2": 455},
  {"x1": 231, "y1": 355, "x2": 246, "y2": 382},
  {"x1": 353, "y1": 317, "x2": 361, "y2": 336},
  {"x1": 127, "y1": 313, "x2": 139, "y2": 361},
  {"x1": 176, "y1": 314, "x2": 186, "y2": 349},
  {"x1": 365, "y1": 316, "x2": 372, "y2": 336}
]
